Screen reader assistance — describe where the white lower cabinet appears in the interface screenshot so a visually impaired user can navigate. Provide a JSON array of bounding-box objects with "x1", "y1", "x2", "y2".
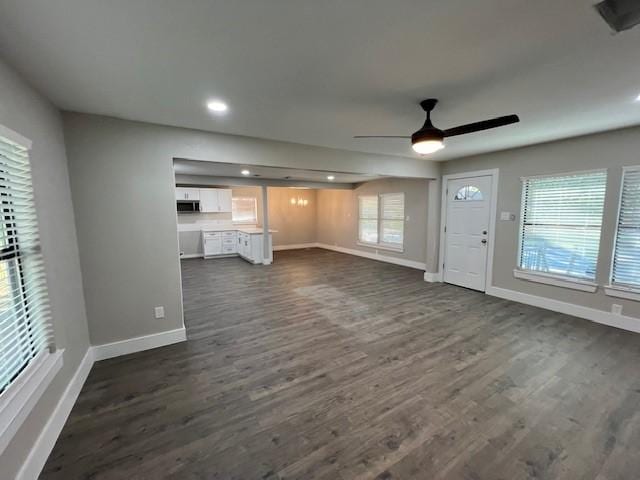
[
  {"x1": 201, "y1": 229, "x2": 271, "y2": 264},
  {"x1": 203, "y1": 232, "x2": 222, "y2": 257}
]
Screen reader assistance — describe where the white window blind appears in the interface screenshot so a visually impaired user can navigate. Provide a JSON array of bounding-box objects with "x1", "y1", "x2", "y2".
[
  {"x1": 0, "y1": 133, "x2": 54, "y2": 394},
  {"x1": 358, "y1": 196, "x2": 378, "y2": 244},
  {"x1": 519, "y1": 170, "x2": 606, "y2": 280},
  {"x1": 380, "y1": 193, "x2": 404, "y2": 246},
  {"x1": 612, "y1": 168, "x2": 640, "y2": 288},
  {"x1": 232, "y1": 197, "x2": 258, "y2": 224}
]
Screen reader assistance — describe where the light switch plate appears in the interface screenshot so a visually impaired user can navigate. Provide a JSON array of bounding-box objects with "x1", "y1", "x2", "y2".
[
  {"x1": 500, "y1": 211, "x2": 516, "y2": 221},
  {"x1": 154, "y1": 306, "x2": 165, "y2": 319}
]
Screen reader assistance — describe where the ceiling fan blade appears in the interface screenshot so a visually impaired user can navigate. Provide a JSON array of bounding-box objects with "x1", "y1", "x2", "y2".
[
  {"x1": 353, "y1": 135, "x2": 411, "y2": 139},
  {"x1": 442, "y1": 115, "x2": 520, "y2": 138}
]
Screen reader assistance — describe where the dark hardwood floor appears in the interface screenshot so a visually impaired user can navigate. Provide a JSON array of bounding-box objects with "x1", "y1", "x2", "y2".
[{"x1": 41, "y1": 249, "x2": 640, "y2": 479}]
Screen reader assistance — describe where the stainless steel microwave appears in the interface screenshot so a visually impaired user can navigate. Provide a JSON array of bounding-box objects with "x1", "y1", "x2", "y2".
[{"x1": 176, "y1": 200, "x2": 200, "y2": 213}]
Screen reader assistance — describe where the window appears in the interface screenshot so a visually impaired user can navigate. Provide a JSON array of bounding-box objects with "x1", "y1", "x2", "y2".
[
  {"x1": 380, "y1": 193, "x2": 405, "y2": 246},
  {"x1": 611, "y1": 168, "x2": 640, "y2": 289},
  {"x1": 0, "y1": 132, "x2": 54, "y2": 394},
  {"x1": 358, "y1": 193, "x2": 405, "y2": 249},
  {"x1": 232, "y1": 197, "x2": 258, "y2": 224},
  {"x1": 454, "y1": 185, "x2": 483, "y2": 201},
  {"x1": 358, "y1": 196, "x2": 378, "y2": 244},
  {"x1": 518, "y1": 170, "x2": 606, "y2": 281}
]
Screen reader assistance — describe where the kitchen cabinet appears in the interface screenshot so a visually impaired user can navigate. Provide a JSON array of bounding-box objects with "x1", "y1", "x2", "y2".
[
  {"x1": 237, "y1": 232, "x2": 272, "y2": 264},
  {"x1": 197, "y1": 228, "x2": 273, "y2": 264},
  {"x1": 176, "y1": 187, "x2": 200, "y2": 201},
  {"x1": 203, "y1": 232, "x2": 222, "y2": 257},
  {"x1": 199, "y1": 188, "x2": 233, "y2": 213},
  {"x1": 203, "y1": 230, "x2": 237, "y2": 257}
]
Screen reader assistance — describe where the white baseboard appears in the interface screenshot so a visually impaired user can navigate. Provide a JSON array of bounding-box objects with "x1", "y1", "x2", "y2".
[
  {"x1": 424, "y1": 271, "x2": 442, "y2": 282},
  {"x1": 92, "y1": 327, "x2": 187, "y2": 361},
  {"x1": 180, "y1": 253, "x2": 203, "y2": 259},
  {"x1": 316, "y1": 243, "x2": 426, "y2": 270},
  {"x1": 17, "y1": 347, "x2": 94, "y2": 480},
  {"x1": 486, "y1": 286, "x2": 640, "y2": 334},
  {"x1": 15, "y1": 327, "x2": 188, "y2": 478},
  {"x1": 273, "y1": 243, "x2": 319, "y2": 251}
]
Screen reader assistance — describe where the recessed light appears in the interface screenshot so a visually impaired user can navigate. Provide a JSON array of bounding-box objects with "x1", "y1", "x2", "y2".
[
  {"x1": 207, "y1": 100, "x2": 228, "y2": 113},
  {"x1": 241, "y1": 169, "x2": 250, "y2": 176},
  {"x1": 327, "y1": 175, "x2": 335, "y2": 181},
  {"x1": 636, "y1": 93, "x2": 640, "y2": 102}
]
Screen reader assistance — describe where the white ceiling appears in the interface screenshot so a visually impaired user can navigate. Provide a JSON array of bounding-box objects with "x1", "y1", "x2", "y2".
[
  {"x1": 1, "y1": 1, "x2": 640, "y2": 161},
  {"x1": 173, "y1": 159, "x2": 385, "y2": 184}
]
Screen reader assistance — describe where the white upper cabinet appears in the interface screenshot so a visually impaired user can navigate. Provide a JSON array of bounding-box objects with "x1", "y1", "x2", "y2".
[
  {"x1": 217, "y1": 189, "x2": 232, "y2": 213},
  {"x1": 199, "y1": 188, "x2": 232, "y2": 213},
  {"x1": 199, "y1": 189, "x2": 219, "y2": 213},
  {"x1": 176, "y1": 187, "x2": 200, "y2": 201}
]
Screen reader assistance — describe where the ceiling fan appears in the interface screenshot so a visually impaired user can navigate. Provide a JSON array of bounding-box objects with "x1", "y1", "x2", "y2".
[{"x1": 354, "y1": 99, "x2": 520, "y2": 155}]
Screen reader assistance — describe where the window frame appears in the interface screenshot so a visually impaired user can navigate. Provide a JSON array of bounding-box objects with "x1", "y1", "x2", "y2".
[
  {"x1": 0, "y1": 124, "x2": 62, "y2": 455},
  {"x1": 606, "y1": 166, "x2": 640, "y2": 301},
  {"x1": 357, "y1": 192, "x2": 405, "y2": 252},
  {"x1": 231, "y1": 196, "x2": 258, "y2": 225},
  {"x1": 515, "y1": 169, "x2": 606, "y2": 290}
]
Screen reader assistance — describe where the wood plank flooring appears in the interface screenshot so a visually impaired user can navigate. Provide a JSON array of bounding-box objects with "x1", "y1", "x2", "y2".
[{"x1": 41, "y1": 248, "x2": 640, "y2": 479}]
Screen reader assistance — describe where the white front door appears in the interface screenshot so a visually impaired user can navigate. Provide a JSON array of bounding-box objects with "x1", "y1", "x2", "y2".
[{"x1": 443, "y1": 175, "x2": 493, "y2": 291}]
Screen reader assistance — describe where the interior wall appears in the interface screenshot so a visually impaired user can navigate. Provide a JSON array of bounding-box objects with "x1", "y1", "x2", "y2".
[
  {"x1": 442, "y1": 125, "x2": 640, "y2": 319},
  {"x1": 316, "y1": 178, "x2": 430, "y2": 265},
  {"x1": 63, "y1": 113, "x2": 436, "y2": 346},
  {"x1": 0, "y1": 59, "x2": 90, "y2": 477},
  {"x1": 268, "y1": 187, "x2": 317, "y2": 246}
]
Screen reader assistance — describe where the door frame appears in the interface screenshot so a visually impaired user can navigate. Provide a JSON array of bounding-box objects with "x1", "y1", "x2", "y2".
[{"x1": 438, "y1": 168, "x2": 499, "y2": 291}]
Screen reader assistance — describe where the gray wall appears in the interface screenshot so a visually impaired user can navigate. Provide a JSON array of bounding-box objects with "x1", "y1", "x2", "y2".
[
  {"x1": 269, "y1": 187, "x2": 317, "y2": 246},
  {"x1": 316, "y1": 178, "x2": 430, "y2": 265},
  {"x1": 63, "y1": 113, "x2": 439, "y2": 345},
  {"x1": 0, "y1": 60, "x2": 90, "y2": 477},
  {"x1": 442, "y1": 125, "x2": 640, "y2": 318}
]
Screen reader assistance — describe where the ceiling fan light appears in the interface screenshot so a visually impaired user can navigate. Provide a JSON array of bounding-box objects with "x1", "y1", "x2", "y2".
[{"x1": 412, "y1": 140, "x2": 444, "y2": 155}]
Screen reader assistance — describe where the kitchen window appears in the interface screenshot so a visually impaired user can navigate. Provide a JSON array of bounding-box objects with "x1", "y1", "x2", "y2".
[
  {"x1": 358, "y1": 193, "x2": 405, "y2": 250},
  {"x1": 232, "y1": 197, "x2": 258, "y2": 224},
  {"x1": 0, "y1": 126, "x2": 59, "y2": 453},
  {"x1": 517, "y1": 170, "x2": 606, "y2": 285}
]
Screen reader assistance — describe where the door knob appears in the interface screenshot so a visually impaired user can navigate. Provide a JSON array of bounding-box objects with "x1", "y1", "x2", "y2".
[
  {"x1": 481, "y1": 239, "x2": 487, "y2": 244},
  {"x1": 482, "y1": 230, "x2": 487, "y2": 235}
]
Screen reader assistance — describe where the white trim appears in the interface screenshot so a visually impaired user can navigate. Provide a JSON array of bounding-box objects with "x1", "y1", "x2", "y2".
[
  {"x1": 316, "y1": 243, "x2": 425, "y2": 270},
  {"x1": 356, "y1": 241, "x2": 404, "y2": 253},
  {"x1": 180, "y1": 253, "x2": 204, "y2": 259},
  {"x1": 16, "y1": 348, "x2": 94, "y2": 480},
  {"x1": 273, "y1": 243, "x2": 318, "y2": 251},
  {"x1": 486, "y1": 286, "x2": 640, "y2": 334},
  {"x1": 423, "y1": 271, "x2": 442, "y2": 282},
  {"x1": 439, "y1": 168, "x2": 499, "y2": 292},
  {"x1": 513, "y1": 269, "x2": 598, "y2": 292},
  {"x1": 0, "y1": 123, "x2": 32, "y2": 150},
  {"x1": 0, "y1": 350, "x2": 63, "y2": 455},
  {"x1": 92, "y1": 327, "x2": 187, "y2": 362},
  {"x1": 604, "y1": 284, "x2": 640, "y2": 302}
]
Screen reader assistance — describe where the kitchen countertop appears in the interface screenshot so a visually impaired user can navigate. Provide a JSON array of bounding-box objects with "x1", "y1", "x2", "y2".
[
  {"x1": 198, "y1": 226, "x2": 277, "y2": 235},
  {"x1": 177, "y1": 223, "x2": 276, "y2": 233}
]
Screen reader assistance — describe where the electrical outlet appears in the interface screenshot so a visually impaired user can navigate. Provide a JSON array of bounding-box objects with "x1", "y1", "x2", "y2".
[
  {"x1": 154, "y1": 306, "x2": 165, "y2": 319},
  {"x1": 611, "y1": 304, "x2": 623, "y2": 315},
  {"x1": 500, "y1": 211, "x2": 516, "y2": 221}
]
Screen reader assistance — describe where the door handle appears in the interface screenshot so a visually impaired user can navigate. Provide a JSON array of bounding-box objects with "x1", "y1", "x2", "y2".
[{"x1": 481, "y1": 239, "x2": 487, "y2": 244}]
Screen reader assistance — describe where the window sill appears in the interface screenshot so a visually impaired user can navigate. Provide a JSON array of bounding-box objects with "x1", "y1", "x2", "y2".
[
  {"x1": 0, "y1": 349, "x2": 64, "y2": 454},
  {"x1": 513, "y1": 269, "x2": 598, "y2": 292},
  {"x1": 357, "y1": 242, "x2": 404, "y2": 253},
  {"x1": 604, "y1": 285, "x2": 640, "y2": 302}
]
